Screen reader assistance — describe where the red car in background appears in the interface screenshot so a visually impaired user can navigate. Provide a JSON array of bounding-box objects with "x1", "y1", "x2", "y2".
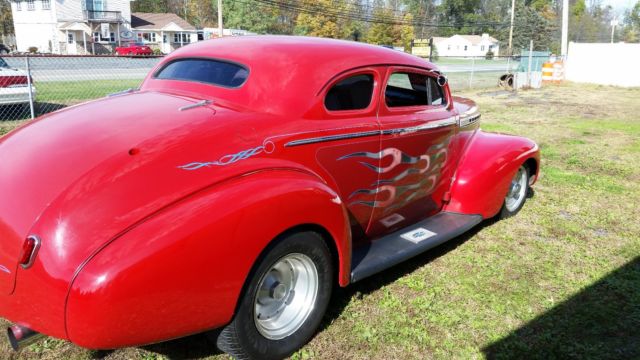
[
  {"x1": 0, "y1": 36, "x2": 539, "y2": 359},
  {"x1": 115, "y1": 42, "x2": 153, "y2": 56}
]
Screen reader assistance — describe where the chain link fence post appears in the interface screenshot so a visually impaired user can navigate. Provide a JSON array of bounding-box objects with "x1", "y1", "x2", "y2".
[{"x1": 25, "y1": 56, "x2": 35, "y2": 119}]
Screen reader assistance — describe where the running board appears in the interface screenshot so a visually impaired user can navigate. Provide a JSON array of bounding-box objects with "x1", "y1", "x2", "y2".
[{"x1": 350, "y1": 212, "x2": 483, "y2": 283}]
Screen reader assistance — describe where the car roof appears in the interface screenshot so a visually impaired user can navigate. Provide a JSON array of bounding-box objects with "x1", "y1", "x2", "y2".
[
  {"x1": 168, "y1": 35, "x2": 436, "y2": 78},
  {"x1": 147, "y1": 36, "x2": 439, "y2": 117}
]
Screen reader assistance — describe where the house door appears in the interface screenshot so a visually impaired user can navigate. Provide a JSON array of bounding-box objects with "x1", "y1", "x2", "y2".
[
  {"x1": 67, "y1": 32, "x2": 77, "y2": 54},
  {"x1": 162, "y1": 34, "x2": 171, "y2": 54}
]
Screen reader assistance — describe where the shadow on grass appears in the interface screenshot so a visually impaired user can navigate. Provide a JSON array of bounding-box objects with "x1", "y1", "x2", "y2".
[
  {"x1": 321, "y1": 217, "x2": 496, "y2": 332},
  {"x1": 483, "y1": 256, "x2": 640, "y2": 360}
]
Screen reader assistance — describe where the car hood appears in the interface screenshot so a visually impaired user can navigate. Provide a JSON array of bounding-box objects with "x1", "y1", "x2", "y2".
[{"x1": 0, "y1": 91, "x2": 266, "y2": 293}]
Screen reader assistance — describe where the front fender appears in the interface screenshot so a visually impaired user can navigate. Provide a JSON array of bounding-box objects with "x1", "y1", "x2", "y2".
[
  {"x1": 444, "y1": 130, "x2": 540, "y2": 218},
  {"x1": 65, "y1": 169, "x2": 350, "y2": 349}
]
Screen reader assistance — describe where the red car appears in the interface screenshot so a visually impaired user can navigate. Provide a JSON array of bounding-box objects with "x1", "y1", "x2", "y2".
[
  {"x1": 0, "y1": 37, "x2": 539, "y2": 359},
  {"x1": 115, "y1": 42, "x2": 153, "y2": 56}
]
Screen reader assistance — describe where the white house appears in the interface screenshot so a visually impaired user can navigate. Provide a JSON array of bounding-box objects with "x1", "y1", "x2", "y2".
[
  {"x1": 433, "y1": 33, "x2": 500, "y2": 57},
  {"x1": 131, "y1": 13, "x2": 197, "y2": 54},
  {"x1": 10, "y1": 0, "x2": 133, "y2": 54}
]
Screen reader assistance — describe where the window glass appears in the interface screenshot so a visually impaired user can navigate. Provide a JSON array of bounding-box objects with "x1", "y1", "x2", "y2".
[
  {"x1": 27, "y1": 0, "x2": 34, "y2": 10},
  {"x1": 325, "y1": 74, "x2": 374, "y2": 111},
  {"x1": 155, "y1": 58, "x2": 249, "y2": 88},
  {"x1": 386, "y1": 72, "x2": 445, "y2": 107},
  {"x1": 42, "y1": 0, "x2": 50, "y2": 9},
  {"x1": 0, "y1": 58, "x2": 8, "y2": 68}
]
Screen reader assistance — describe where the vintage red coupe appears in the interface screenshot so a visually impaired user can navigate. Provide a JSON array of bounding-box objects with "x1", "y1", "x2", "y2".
[{"x1": 0, "y1": 36, "x2": 539, "y2": 359}]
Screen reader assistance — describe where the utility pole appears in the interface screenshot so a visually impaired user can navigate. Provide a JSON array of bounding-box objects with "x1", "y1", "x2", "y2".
[
  {"x1": 508, "y1": 0, "x2": 515, "y2": 56},
  {"x1": 561, "y1": 0, "x2": 569, "y2": 57},
  {"x1": 610, "y1": 19, "x2": 618, "y2": 43},
  {"x1": 218, "y1": 0, "x2": 223, "y2": 38}
]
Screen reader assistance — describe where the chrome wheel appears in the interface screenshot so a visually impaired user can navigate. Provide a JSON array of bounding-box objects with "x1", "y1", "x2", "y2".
[
  {"x1": 505, "y1": 166, "x2": 528, "y2": 212},
  {"x1": 254, "y1": 253, "x2": 319, "y2": 340}
]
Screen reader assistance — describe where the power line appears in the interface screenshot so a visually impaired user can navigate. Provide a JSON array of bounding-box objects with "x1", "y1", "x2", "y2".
[{"x1": 246, "y1": 0, "x2": 511, "y2": 28}]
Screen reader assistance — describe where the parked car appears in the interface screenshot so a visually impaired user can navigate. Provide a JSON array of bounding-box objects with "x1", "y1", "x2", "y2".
[
  {"x1": 115, "y1": 42, "x2": 153, "y2": 56},
  {"x1": 0, "y1": 57, "x2": 35, "y2": 106},
  {"x1": 0, "y1": 36, "x2": 539, "y2": 360}
]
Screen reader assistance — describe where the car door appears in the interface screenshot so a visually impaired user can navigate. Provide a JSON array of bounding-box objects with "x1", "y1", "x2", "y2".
[
  {"x1": 365, "y1": 66, "x2": 458, "y2": 237},
  {"x1": 288, "y1": 68, "x2": 383, "y2": 245}
]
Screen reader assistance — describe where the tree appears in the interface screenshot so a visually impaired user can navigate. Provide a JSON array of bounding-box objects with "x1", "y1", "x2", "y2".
[
  {"x1": 294, "y1": 0, "x2": 342, "y2": 38},
  {"x1": 366, "y1": 6, "x2": 397, "y2": 45},
  {"x1": 399, "y1": 13, "x2": 415, "y2": 51},
  {"x1": 221, "y1": 0, "x2": 283, "y2": 34}
]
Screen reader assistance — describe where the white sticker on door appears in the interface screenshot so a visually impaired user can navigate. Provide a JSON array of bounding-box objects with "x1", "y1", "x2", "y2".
[{"x1": 400, "y1": 227, "x2": 437, "y2": 244}]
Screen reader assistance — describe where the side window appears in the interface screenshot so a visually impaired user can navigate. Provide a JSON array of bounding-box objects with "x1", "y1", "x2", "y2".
[
  {"x1": 386, "y1": 72, "x2": 445, "y2": 107},
  {"x1": 325, "y1": 74, "x2": 374, "y2": 111}
]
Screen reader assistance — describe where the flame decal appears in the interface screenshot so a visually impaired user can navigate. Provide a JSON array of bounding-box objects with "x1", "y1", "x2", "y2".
[{"x1": 341, "y1": 142, "x2": 448, "y2": 209}]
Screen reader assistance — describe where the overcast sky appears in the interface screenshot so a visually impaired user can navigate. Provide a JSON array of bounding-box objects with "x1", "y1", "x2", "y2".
[{"x1": 601, "y1": 0, "x2": 636, "y2": 15}]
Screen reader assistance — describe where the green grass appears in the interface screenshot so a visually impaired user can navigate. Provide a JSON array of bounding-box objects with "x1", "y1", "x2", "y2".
[
  {"x1": 1, "y1": 83, "x2": 639, "y2": 359},
  {"x1": 37, "y1": 79, "x2": 143, "y2": 104}
]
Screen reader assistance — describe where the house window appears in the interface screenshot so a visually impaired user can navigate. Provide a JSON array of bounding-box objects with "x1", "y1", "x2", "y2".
[
  {"x1": 173, "y1": 33, "x2": 189, "y2": 43},
  {"x1": 41, "y1": 0, "x2": 50, "y2": 9},
  {"x1": 464, "y1": 45, "x2": 468, "y2": 51},
  {"x1": 325, "y1": 74, "x2": 374, "y2": 111},
  {"x1": 481, "y1": 45, "x2": 485, "y2": 51},
  {"x1": 163, "y1": 34, "x2": 168, "y2": 43},
  {"x1": 489, "y1": 45, "x2": 494, "y2": 51},
  {"x1": 67, "y1": 33, "x2": 74, "y2": 44},
  {"x1": 16, "y1": 1, "x2": 21, "y2": 10},
  {"x1": 142, "y1": 33, "x2": 156, "y2": 43},
  {"x1": 447, "y1": 45, "x2": 451, "y2": 50},
  {"x1": 93, "y1": 31, "x2": 113, "y2": 43},
  {"x1": 27, "y1": 0, "x2": 35, "y2": 10}
]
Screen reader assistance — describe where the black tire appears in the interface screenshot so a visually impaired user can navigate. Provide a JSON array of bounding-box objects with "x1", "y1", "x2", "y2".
[
  {"x1": 499, "y1": 165, "x2": 530, "y2": 219},
  {"x1": 217, "y1": 231, "x2": 333, "y2": 360}
]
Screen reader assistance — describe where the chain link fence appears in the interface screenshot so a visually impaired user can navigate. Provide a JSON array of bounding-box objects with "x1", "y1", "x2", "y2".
[
  {"x1": 0, "y1": 53, "x2": 554, "y2": 123},
  {"x1": 0, "y1": 55, "x2": 162, "y2": 121}
]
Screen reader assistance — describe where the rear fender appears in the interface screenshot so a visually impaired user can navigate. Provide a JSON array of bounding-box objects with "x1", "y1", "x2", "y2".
[
  {"x1": 65, "y1": 169, "x2": 350, "y2": 349},
  {"x1": 444, "y1": 130, "x2": 540, "y2": 218}
]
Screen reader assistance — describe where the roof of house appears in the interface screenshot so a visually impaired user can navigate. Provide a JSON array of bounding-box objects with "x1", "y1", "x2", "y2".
[{"x1": 131, "y1": 12, "x2": 196, "y2": 31}]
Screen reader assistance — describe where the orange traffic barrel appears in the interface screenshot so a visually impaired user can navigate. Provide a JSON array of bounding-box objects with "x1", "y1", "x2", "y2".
[
  {"x1": 542, "y1": 61, "x2": 554, "y2": 83},
  {"x1": 552, "y1": 60, "x2": 564, "y2": 83}
]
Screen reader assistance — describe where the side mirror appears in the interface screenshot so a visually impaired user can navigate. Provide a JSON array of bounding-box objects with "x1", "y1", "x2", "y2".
[{"x1": 437, "y1": 75, "x2": 448, "y2": 87}]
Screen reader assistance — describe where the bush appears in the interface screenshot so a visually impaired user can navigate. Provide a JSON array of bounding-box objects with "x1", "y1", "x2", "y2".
[
  {"x1": 152, "y1": 48, "x2": 163, "y2": 56},
  {"x1": 27, "y1": 46, "x2": 38, "y2": 54},
  {"x1": 485, "y1": 50, "x2": 494, "y2": 60}
]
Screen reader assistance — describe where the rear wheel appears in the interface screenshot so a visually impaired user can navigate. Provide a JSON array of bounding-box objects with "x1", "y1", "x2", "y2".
[
  {"x1": 499, "y1": 165, "x2": 529, "y2": 218},
  {"x1": 217, "y1": 231, "x2": 333, "y2": 360}
]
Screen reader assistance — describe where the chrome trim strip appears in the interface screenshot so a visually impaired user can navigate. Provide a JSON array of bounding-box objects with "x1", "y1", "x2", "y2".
[
  {"x1": 0, "y1": 264, "x2": 10, "y2": 274},
  {"x1": 107, "y1": 88, "x2": 135, "y2": 97},
  {"x1": 285, "y1": 130, "x2": 380, "y2": 147},
  {"x1": 458, "y1": 106, "x2": 481, "y2": 128},
  {"x1": 285, "y1": 118, "x2": 456, "y2": 147},
  {"x1": 20, "y1": 235, "x2": 41, "y2": 270},
  {"x1": 381, "y1": 117, "x2": 457, "y2": 135}
]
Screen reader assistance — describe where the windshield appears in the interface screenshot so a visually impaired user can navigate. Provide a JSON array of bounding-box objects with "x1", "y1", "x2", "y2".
[
  {"x1": 0, "y1": 58, "x2": 8, "y2": 68},
  {"x1": 155, "y1": 58, "x2": 249, "y2": 88}
]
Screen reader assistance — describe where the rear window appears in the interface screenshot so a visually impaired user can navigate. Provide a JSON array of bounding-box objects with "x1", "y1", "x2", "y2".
[
  {"x1": 325, "y1": 74, "x2": 374, "y2": 111},
  {"x1": 155, "y1": 58, "x2": 249, "y2": 88}
]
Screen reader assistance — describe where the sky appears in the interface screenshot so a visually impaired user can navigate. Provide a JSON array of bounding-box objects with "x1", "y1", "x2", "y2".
[{"x1": 601, "y1": 0, "x2": 636, "y2": 16}]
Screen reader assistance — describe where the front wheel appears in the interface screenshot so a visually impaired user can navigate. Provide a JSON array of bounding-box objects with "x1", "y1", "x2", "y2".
[
  {"x1": 499, "y1": 165, "x2": 530, "y2": 219},
  {"x1": 217, "y1": 231, "x2": 333, "y2": 360}
]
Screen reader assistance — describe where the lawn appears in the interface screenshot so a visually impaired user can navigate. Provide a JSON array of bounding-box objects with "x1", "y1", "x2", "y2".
[{"x1": 1, "y1": 83, "x2": 639, "y2": 360}]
